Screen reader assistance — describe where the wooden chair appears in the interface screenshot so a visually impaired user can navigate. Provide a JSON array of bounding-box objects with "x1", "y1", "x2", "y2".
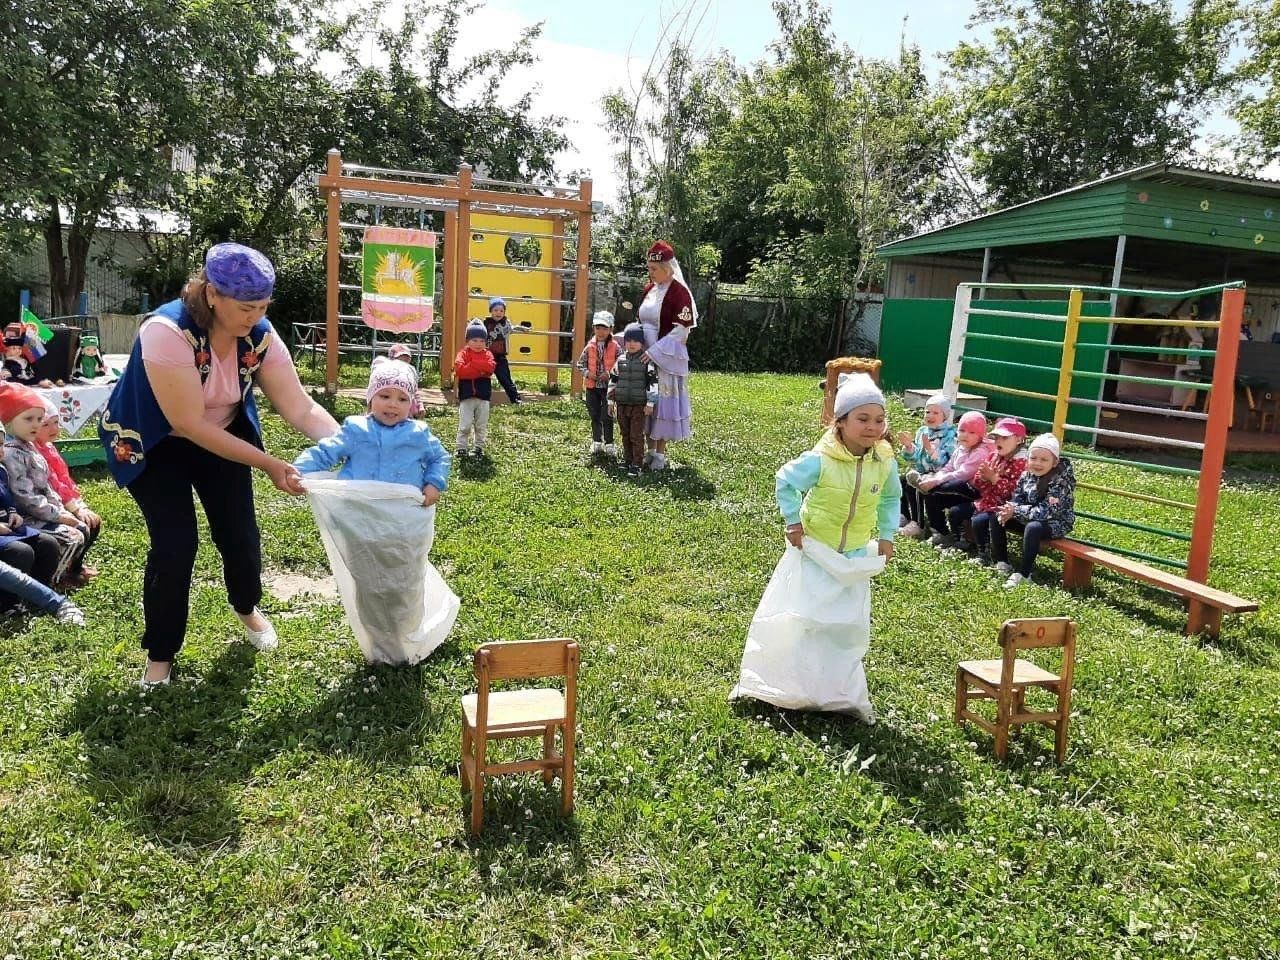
[
  {"x1": 460, "y1": 637, "x2": 579, "y2": 836},
  {"x1": 821, "y1": 356, "x2": 882, "y2": 425},
  {"x1": 955, "y1": 617, "x2": 1076, "y2": 764}
]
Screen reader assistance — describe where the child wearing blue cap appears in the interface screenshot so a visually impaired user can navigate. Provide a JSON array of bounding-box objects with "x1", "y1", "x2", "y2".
[{"x1": 484, "y1": 297, "x2": 522, "y2": 404}]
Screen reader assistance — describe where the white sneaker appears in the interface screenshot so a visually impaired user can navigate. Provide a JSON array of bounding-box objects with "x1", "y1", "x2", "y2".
[
  {"x1": 242, "y1": 609, "x2": 278, "y2": 651},
  {"x1": 603, "y1": 443, "x2": 616, "y2": 456},
  {"x1": 1003, "y1": 573, "x2": 1025, "y2": 590},
  {"x1": 852, "y1": 705, "x2": 877, "y2": 726},
  {"x1": 994, "y1": 562, "x2": 1013, "y2": 576},
  {"x1": 55, "y1": 601, "x2": 85, "y2": 627},
  {"x1": 650, "y1": 452, "x2": 668, "y2": 471},
  {"x1": 590, "y1": 441, "x2": 603, "y2": 454},
  {"x1": 642, "y1": 451, "x2": 655, "y2": 468},
  {"x1": 899, "y1": 521, "x2": 924, "y2": 539}
]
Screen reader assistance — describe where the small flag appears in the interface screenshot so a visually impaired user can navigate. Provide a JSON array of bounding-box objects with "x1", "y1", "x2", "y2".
[{"x1": 20, "y1": 306, "x2": 53, "y2": 343}]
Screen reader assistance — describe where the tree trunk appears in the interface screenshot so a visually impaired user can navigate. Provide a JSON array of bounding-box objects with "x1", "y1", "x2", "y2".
[
  {"x1": 41, "y1": 201, "x2": 96, "y2": 315},
  {"x1": 42, "y1": 204, "x2": 69, "y2": 314}
]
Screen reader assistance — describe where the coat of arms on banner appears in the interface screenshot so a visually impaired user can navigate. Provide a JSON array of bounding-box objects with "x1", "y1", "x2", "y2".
[{"x1": 362, "y1": 226, "x2": 436, "y2": 332}]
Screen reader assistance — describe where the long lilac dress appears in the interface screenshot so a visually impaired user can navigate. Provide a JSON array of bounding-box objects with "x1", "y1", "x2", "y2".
[{"x1": 638, "y1": 282, "x2": 693, "y2": 442}]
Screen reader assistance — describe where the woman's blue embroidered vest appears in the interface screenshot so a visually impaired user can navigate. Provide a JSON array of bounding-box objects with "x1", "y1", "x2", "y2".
[{"x1": 98, "y1": 299, "x2": 273, "y2": 487}]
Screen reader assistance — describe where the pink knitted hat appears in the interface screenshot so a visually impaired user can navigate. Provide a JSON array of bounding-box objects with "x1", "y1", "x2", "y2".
[
  {"x1": 957, "y1": 411, "x2": 988, "y2": 436},
  {"x1": 367, "y1": 357, "x2": 420, "y2": 415}
]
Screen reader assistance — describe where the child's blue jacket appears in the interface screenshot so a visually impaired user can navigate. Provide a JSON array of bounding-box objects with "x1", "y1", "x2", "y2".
[{"x1": 294, "y1": 415, "x2": 451, "y2": 491}]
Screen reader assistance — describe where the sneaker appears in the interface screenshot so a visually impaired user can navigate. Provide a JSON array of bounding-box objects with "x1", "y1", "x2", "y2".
[
  {"x1": 994, "y1": 562, "x2": 1013, "y2": 576},
  {"x1": 642, "y1": 451, "x2": 655, "y2": 468},
  {"x1": 55, "y1": 601, "x2": 85, "y2": 627},
  {"x1": 930, "y1": 533, "x2": 956, "y2": 549},
  {"x1": 650, "y1": 453, "x2": 667, "y2": 471},
  {"x1": 627, "y1": 465, "x2": 641, "y2": 478},
  {"x1": 603, "y1": 443, "x2": 616, "y2": 456},
  {"x1": 899, "y1": 520, "x2": 924, "y2": 539},
  {"x1": 472, "y1": 447, "x2": 484, "y2": 458},
  {"x1": 1003, "y1": 573, "x2": 1026, "y2": 590},
  {"x1": 969, "y1": 552, "x2": 993, "y2": 567},
  {"x1": 852, "y1": 704, "x2": 877, "y2": 726},
  {"x1": 591, "y1": 441, "x2": 603, "y2": 454},
  {"x1": 455, "y1": 448, "x2": 467, "y2": 460},
  {"x1": 242, "y1": 609, "x2": 278, "y2": 652}
]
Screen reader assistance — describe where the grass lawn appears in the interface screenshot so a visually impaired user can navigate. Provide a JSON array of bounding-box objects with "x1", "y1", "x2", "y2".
[{"x1": 2, "y1": 372, "x2": 1278, "y2": 959}]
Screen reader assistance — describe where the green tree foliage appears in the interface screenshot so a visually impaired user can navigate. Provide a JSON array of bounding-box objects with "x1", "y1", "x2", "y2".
[
  {"x1": 1233, "y1": 0, "x2": 1280, "y2": 168},
  {"x1": 1, "y1": 0, "x2": 570, "y2": 316},
  {"x1": 599, "y1": 1, "x2": 733, "y2": 279},
  {"x1": 0, "y1": 0, "x2": 321, "y2": 313},
  {"x1": 947, "y1": 0, "x2": 1239, "y2": 207},
  {"x1": 735, "y1": 2, "x2": 961, "y2": 301},
  {"x1": 600, "y1": 0, "x2": 960, "y2": 304}
]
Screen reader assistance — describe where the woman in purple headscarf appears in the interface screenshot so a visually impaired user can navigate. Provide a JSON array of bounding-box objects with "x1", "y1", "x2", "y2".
[{"x1": 100, "y1": 243, "x2": 340, "y2": 687}]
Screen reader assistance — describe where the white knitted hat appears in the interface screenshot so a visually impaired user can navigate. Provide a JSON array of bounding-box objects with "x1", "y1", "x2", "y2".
[
  {"x1": 1028, "y1": 433, "x2": 1061, "y2": 459},
  {"x1": 833, "y1": 372, "x2": 885, "y2": 419},
  {"x1": 367, "y1": 357, "x2": 420, "y2": 415}
]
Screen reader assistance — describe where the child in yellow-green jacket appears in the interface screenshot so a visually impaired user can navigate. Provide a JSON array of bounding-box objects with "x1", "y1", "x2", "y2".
[{"x1": 776, "y1": 373, "x2": 902, "y2": 560}]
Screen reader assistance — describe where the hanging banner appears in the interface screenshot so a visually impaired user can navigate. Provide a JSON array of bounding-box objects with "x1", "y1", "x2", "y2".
[{"x1": 362, "y1": 226, "x2": 436, "y2": 332}]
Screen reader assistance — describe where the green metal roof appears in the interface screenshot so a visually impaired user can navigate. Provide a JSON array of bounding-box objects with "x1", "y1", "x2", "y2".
[{"x1": 878, "y1": 163, "x2": 1280, "y2": 259}]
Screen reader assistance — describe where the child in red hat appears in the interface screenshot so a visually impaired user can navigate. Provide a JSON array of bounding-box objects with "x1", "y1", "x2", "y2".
[{"x1": 0, "y1": 384, "x2": 91, "y2": 585}]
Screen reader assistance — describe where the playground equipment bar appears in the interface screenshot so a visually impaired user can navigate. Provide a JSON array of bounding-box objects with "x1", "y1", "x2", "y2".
[
  {"x1": 1075, "y1": 510, "x2": 1191, "y2": 542},
  {"x1": 1066, "y1": 423, "x2": 1205, "y2": 452},
  {"x1": 961, "y1": 280, "x2": 1245, "y2": 299},
  {"x1": 964, "y1": 332, "x2": 1064, "y2": 351},
  {"x1": 342, "y1": 162, "x2": 455, "y2": 182},
  {"x1": 469, "y1": 260, "x2": 576, "y2": 275},
  {"x1": 1079, "y1": 315, "x2": 1221, "y2": 329},
  {"x1": 960, "y1": 356, "x2": 1062, "y2": 376},
  {"x1": 1070, "y1": 368, "x2": 1212, "y2": 391},
  {"x1": 956, "y1": 377, "x2": 1057, "y2": 402},
  {"x1": 511, "y1": 327, "x2": 574, "y2": 339},
  {"x1": 966, "y1": 307, "x2": 1067, "y2": 324},
  {"x1": 953, "y1": 404, "x2": 1053, "y2": 430},
  {"x1": 1065, "y1": 535, "x2": 1188, "y2": 570},
  {"x1": 467, "y1": 226, "x2": 576, "y2": 242},
  {"x1": 468, "y1": 293, "x2": 576, "y2": 307},
  {"x1": 1065, "y1": 394, "x2": 1209, "y2": 421},
  {"x1": 1076, "y1": 481, "x2": 1195, "y2": 511},
  {"x1": 471, "y1": 174, "x2": 579, "y2": 196},
  {"x1": 1069, "y1": 449, "x2": 1200, "y2": 477},
  {"x1": 1071, "y1": 341, "x2": 1217, "y2": 358}
]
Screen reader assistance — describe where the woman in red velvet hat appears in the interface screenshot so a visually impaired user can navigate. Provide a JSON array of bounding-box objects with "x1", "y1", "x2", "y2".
[{"x1": 636, "y1": 240, "x2": 695, "y2": 470}]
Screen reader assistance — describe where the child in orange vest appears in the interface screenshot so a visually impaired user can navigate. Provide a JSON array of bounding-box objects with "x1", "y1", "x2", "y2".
[{"x1": 576, "y1": 311, "x2": 620, "y2": 455}]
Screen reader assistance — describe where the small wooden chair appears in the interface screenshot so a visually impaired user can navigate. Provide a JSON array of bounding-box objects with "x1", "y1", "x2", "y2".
[
  {"x1": 821, "y1": 357, "x2": 882, "y2": 425},
  {"x1": 955, "y1": 617, "x2": 1076, "y2": 763},
  {"x1": 460, "y1": 637, "x2": 579, "y2": 836}
]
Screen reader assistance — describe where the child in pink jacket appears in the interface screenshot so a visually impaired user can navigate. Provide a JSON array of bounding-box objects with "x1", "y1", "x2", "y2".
[
  {"x1": 35, "y1": 398, "x2": 100, "y2": 581},
  {"x1": 916, "y1": 410, "x2": 993, "y2": 547}
]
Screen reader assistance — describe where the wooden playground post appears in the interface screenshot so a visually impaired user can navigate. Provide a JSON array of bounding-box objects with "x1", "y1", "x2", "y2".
[
  {"x1": 453, "y1": 164, "x2": 474, "y2": 387},
  {"x1": 441, "y1": 208, "x2": 459, "y2": 388},
  {"x1": 943, "y1": 284, "x2": 973, "y2": 403},
  {"x1": 323, "y1": 148, "x2": 342, "y2": 395},
  {"x1": 1051, "y1": 288, "x2": 1084, "y2": 440},
  {"x1": 549, "y1": 214, "x2": 565, "y2": 392},
  {"x1": 571, "y1": 179, "x2": 593, "y2": 397},
  {"x1": 1187, "y1": 286, "x2": 1244, "y2": 584}
]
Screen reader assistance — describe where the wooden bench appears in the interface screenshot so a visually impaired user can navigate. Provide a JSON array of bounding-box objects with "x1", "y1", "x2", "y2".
[{"x1": 1045, "y1": 539, "x2": 1258, "y2": 638}]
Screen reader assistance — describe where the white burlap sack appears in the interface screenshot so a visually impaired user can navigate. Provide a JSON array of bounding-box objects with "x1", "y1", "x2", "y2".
[
  {"x1": 301, "y1": 476, "x2": 459, "y2": 665},
  {"x1": 730, "y1": 537, "x2": 885, "y2": 716}
]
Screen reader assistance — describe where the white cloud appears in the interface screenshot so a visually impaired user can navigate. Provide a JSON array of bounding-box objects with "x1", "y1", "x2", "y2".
[{"x1": 349, "y1": 2, "x2": 643, "y2": 204}]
